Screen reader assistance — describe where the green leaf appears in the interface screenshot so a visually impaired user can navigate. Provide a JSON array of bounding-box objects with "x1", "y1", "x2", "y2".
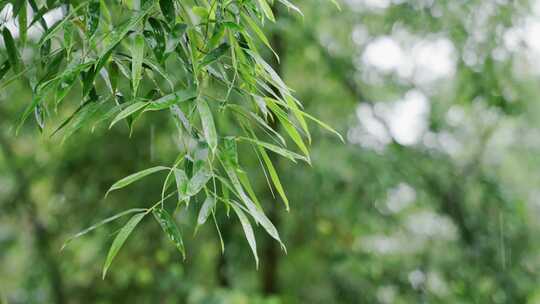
[
  {"x1": 16, "y1": 88, "x2": 47, "y2": 134},
  {"x1": 87, "y1": 0, "x2": 101, "y2": 38},
  {"x1": 230, "y1": 202, "x2": 259, "y2": 268},
  {"x1": 18, "y1": 1, "x2": 27, "y2": 46},
  {"x1": 0, "y1": 61, "x2": 11, "y2": 82},
  {"x1": 2, "y1": 28, "x2": 21, "y2": 73},
  {"x1": 201, "y1": 43, "x2": 230, "y2": 67},
  {"x1": 146, "y1": 88, "x2": 197, "y2": 111},
  {"x1": 257, "y1": 142, "x2": 290, "y2": 211},
  {"x1": 192, "y1": 6, "x2": 208, "y2": 20},
  {"x1": 197, "y1": 196, "x2": 216, "y2": 225},
  {"x1": 197, "y1": 98, "x2": 218, "y2": 153},
  {"x1": 329, "y1": 0, "x2": 341, "y2": 10},
  {"x1": 153, "y1": 207, "x2": 186, "y2": 259},
  {"x1": 237, "y1": 169, "x2": 262, "y2": 208},
  {"x1": 267, "y1": 101, "x2": 311, "y2": 160},
  {"x1": 131, "y1": 34, "x2": 145, "y2": 96},
  {"x1": 277, "y1": 0, "x2": 303, "y2": 16},
  {"x1": 159, "y1": 0, "x2": 176, "y2": 24},
  {"x1": 109, "y1": 101, "x2": 148, "y2": 129},
  {"x1": 62, "y1": 208, "x2": 147, "y2": 250},
  {"x1": 174, "y1": 168, "x2": 190, "y2": 202},
  {"x1": 102, "y1": 212, "x2": 146, "y2": 279},
  {"x1": 240, "y1": 12, "x2": 275, "y2": 56},
  {"x1": 146, "y1": 17, "x2": 167, "y2": 64},
  {"x1": 257, "y1": 0, "x2": 275, "y2": 22},
  {"x1": 106, "y1": 166, "x2": 169, "y2": 195},
  {"x1": 239, "y1": 137, "x2": 306, "y2": 163},
  {"x1": 302, "y1": 111, "x2": 344, "y2": 142},
  {"x1": 186, "y1": 165, "x2": 212, "y2": 196},
  {"x1": 221, "y1": 157, "x2": 285, "y2": 250},
  {"x1": 38, "y1": 2, "x2": 87, "y2": 46},
  {"x1": 98, "y1": 3, "x2": 154, "y2": 64}
]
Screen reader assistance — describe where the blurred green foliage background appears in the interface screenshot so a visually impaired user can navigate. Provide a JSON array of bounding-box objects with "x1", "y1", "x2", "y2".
[{"x1": 2, "y1": 0, "x2": 540, "y2": 303}]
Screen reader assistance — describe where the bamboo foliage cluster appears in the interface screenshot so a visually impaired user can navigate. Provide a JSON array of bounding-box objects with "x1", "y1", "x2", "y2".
[{"x1": 0, "y1": 0, "x2": 340, "y2": 275}]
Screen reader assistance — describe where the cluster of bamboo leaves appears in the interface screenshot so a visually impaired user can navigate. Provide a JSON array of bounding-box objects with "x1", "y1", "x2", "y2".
[{"x1": 0, "y1": 0, "x2": 341, "y2": 276}]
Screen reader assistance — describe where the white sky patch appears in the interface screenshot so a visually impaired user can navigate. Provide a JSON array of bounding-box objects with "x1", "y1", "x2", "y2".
[
  {"x1": 377, "y1": 90, "x2": 430, "y2": 145},
  {"x1": 362, "y1": 36, "x2": 404, "y2": 72},
  {"x1": 350, "y1": 90, "x2": 430, "y2": 149},
  {"x1": 376, "y1": 182, "x2": 416, "y2": 214},
  {"x1": 345, "y1": 0, "x2": 392, "y2": 11},
  {"x1": 361, "y1": 35, "x2": 456, "y2": 86}
]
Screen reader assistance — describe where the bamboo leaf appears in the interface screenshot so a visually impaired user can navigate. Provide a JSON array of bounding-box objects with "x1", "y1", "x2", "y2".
[
  {"x1": 102, "y1": 212, "x2": 146, "y2": 279},
  {"x1": 259, "y1": 144, "x2": 290, "y2": 211},
  {"x1": 197, "y1": 196, "x2": 216, "y2": 226},
  {"x1": 257, "y1": 0, "x2": 275, "y2": 22},
  {"x1": 146, "y1": 88, "x2": 197, "y2": 111},
  {"x1": 153, "y1": 207, "x2": 185, "y2": 259},
  {"x1": 62, "y1": 208, "x2": 147, "y2": 250},
  {"x1": 197, "y1": 98, "x2": 218, "y2": 153},
  {"x1": 187, "y1": 165, "x2": 212, "y2": 196},
  {"x1": 131, "y1": 34, "x2": 145, "y2": 96},
  {"x1": 302, "y1": 111, "x2": 344, "y2": 142},
  {"x1": 238, "y1": 137, "x2": 306, "y2": 162},
  {"x1": 109, "y1": 101, "x2": 148, "y2": 128},
  {"x1": 2, "y1": 28, "x2": 21, "y2": 73},
  {"x1": 159, "y1": 0, "x2": 176, "y2": 24},
  {"x1": 230, "y1": 202, "x2": 259, "y2": 268},
  {"x1": 201, "y1": 43, "x2": 230, "y2": 67},
  {"x1": 174, "y1": 168, "x2": 190, "y2": 202},
  {"x1": 87, "y1": 0, "x2": 101, "y2": 38},
  {"x1": 18, "y1": 1, "x2": 27, "y2": 46},
  {"x1": 106, "y1": 166, "x2": 169, "y2": 195}
]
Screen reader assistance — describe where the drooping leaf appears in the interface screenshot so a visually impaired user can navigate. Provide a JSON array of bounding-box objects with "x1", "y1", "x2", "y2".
[
  {"x1": 257, "y1": 0, "x2": 275, "y2": 22},
  {"x1": 146, "y1": 17, "x2": 167, "y2": 63},
  {"x1": 201, "y1": 43, "x2": 230, "y2": 67},
  {"x1": 153, "y1": 207, "x2": 186, "y2": 259},
  {"x1": 197, "y1": 196, "x2": 216, "y2": 226},
  {"x1": 87, "y1": 0, "x2": 101, "y2": 38},
  {"x1": 131, "y1": 34, "x2": 145, "y2": 96},
  {"x1": 0, "y1": 61, "x2": 11, "y2": 82},
  {"x1": 2, "y1": 28, "x2": 21, "y2": 73},
  {"x1": 62, "y1": 208, "x2": 147, "y2": 250},
  {"x1": 159, "y1": 0, "x2": 176, "y2": 24},
  {"x1": 239, "y1": 137, "x2": 307, "y2": 163},
  {"x1": 259, "y1": 146, "x2": 289, "y2": 211},
  {"x1": 230, "y1": 202, "x2": 259, "y2": 268},
  {"x1": 197, "y1": 98, "x2": 218, "y2": 153},
  {"x1": 186, "y1": 165, "x2": 212, "y2": 196},
  {"x1": 102, "y1": 212, "x2": 146, "y2": 279},
  {"x1": 18, "y1": 1, "x2": 27, "y2": 46},
  {"x1": 174, "y1": 168, "x2": 190, "y2": 202}
]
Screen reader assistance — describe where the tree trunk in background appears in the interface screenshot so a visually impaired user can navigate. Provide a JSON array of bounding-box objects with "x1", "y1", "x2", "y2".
[
  {"x1": 0, "y1": 127, "x2": 66, "y2": 304},
  {"x1": 260, "y1": 4, "x2": 285, "y2": 296}
]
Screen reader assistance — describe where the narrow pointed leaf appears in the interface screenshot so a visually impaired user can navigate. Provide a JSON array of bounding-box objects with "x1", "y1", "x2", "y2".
[
  {"x1": 187, "y1": 165, "x2": 212, "y2": 196},
  {"x1": 107, "y1": 166, "x2": 169, "y2": 195},
  {"x1": 197, "y1": 196, "x2": 216, "y2": 225},
  {"x1": 230, "y1": 202, "x2": 259, "y2": 268},
  {"x1": 109, "y1": 101, "x2": 148, "y2": 128},
  {"x1": 3, "y1": 28, "x2": 21, "y2": 73},
  {"x1": 146, "y1": 88, "x2": 197, "y2": 111},
  {"x1": 62, "y1": 208, "x2": 146, "y2": 250},
  {"x1": 197, "y1": 98, "x2": 218, "y2": 152},
  {"x1": 102, "y1": 212, "x2": 146, "y2": 279},
  {"x1": 131, "y1": 34, "x2": 145, "y2": 96},
  {"x1": 153, "y1": 207, "x2": 186, "y2": 259}
]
